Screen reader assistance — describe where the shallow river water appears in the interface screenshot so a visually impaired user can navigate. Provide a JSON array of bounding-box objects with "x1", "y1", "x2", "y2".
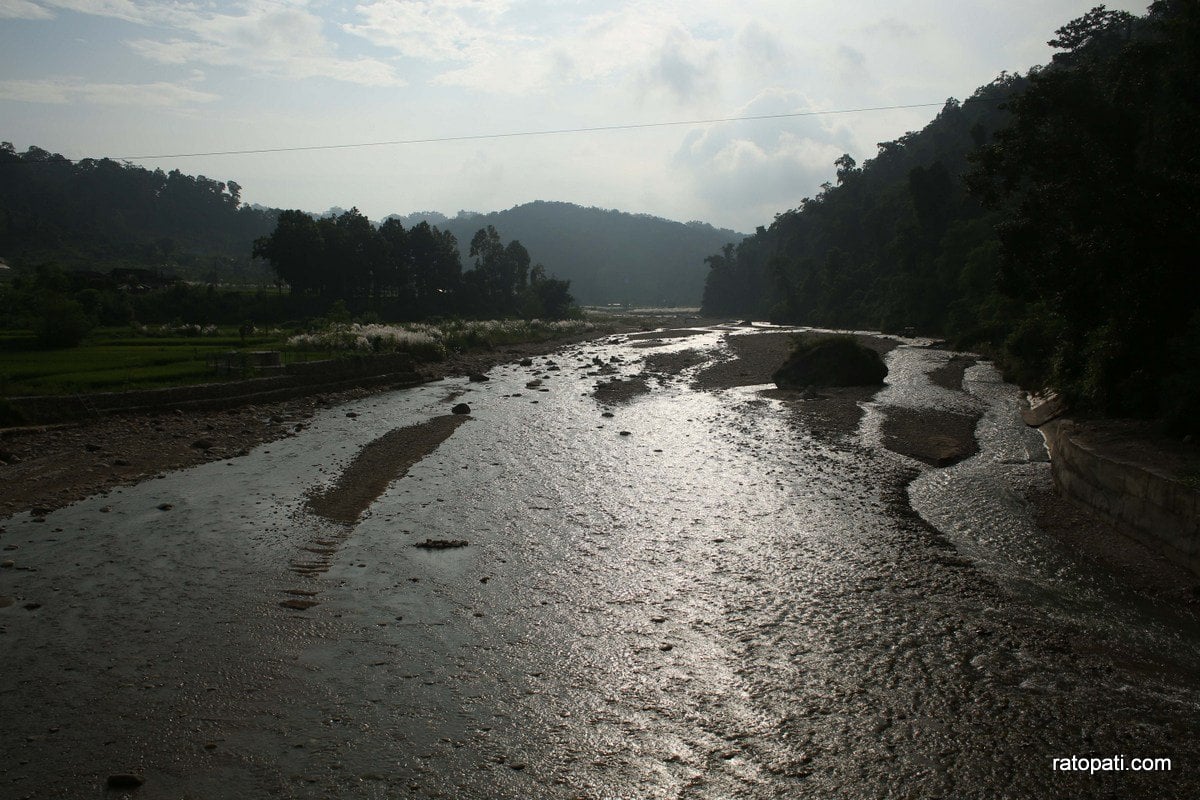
[{"x1": 2, "y1": 326, "x2": 1198, "y2": 799}]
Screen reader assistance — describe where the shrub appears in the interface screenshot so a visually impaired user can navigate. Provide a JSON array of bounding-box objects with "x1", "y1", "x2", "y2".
[
  {"x1": 1160, "y1": 312, "x2": 1200, "y2": 437},
  {"x1": 33, "y1": 296, "x2": 95, "y2": 348}
]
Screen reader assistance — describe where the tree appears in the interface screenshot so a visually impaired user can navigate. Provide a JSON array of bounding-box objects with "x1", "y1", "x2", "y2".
[
  {"x1": 969, "y1": 2, "x2": 1200, "y2": 426},
  {"x1": 252, "y1": 210, "x2": 324, "y2": 295},
  {"x1": 409, "y1": 222, "x2": 461, "y2": 312},
  {"x1": 1047, "y1": 5, "x2": 1135, "y2": 61},
  {"x1": 468, "y1": 225, "x2": 530, "y2": 313},
  {"x1": 378, "y1": 217, "x2": 411, "y2": 304}
]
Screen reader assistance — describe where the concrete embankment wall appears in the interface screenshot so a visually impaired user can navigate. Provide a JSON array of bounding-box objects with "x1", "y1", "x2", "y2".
[
  {"x1": 1040, "y1": 419, "x2": 1200, "y2": 576},
  {"x1": 4, "y1": 353, "x2": 424, "y2": 424}
]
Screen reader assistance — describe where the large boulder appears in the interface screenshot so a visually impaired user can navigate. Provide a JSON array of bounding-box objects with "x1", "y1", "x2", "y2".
[{"x1": 773, "y1": 335, "x2": 887, "y2": 389}]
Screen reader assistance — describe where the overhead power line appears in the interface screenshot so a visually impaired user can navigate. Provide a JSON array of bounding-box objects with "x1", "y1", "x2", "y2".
[
  {"x1": 6, "y1": 95, "x2": 1011, "y2": 165},
  {"x1": 111, "y1": 96, "x2": 1009, "y2": 161}
]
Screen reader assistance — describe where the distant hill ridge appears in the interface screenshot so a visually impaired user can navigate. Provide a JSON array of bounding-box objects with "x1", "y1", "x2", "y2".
[
  {"x1": 0, "y1": 141, "x2": 741, "y2": 307},
  {"x1": 383, "y1": 201, "x2": 745, "y2": 307}
]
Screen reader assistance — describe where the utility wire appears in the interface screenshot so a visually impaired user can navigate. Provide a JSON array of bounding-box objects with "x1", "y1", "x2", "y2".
[{"x1": 7, "y1": 95, "x2": 1011, "y2": 164}]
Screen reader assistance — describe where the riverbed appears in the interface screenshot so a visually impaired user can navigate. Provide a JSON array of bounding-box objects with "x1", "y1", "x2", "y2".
[{"x1": 2, "y1": 325, "x2": 1197, "y2": 799}]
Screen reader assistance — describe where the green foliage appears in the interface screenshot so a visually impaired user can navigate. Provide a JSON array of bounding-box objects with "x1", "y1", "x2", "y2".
[
  {"x1": 253, "y1": 212, "x2": 576, "y2": 321},
  {"x1": 701, "y1": 77, "x2": 1023, "y2": 331},
  {"x1": 773, "y1": 335, "x2": 887, "y2": 388},
  {"x1": 971, "y1": 1, "x2": 1200, "y2": 427},
  {"x1": 32, "y1": 295, "x2": 95, "y2": 348},
  {"x1": 0, "y1": 143, "x2": 276, "y2": 282},
  {"x1": 519, "y1": 265, "x2": 576, "y2": 320},
  {"x1": 699, "y1": 3, "x2": 1200, "y2": 433},
  {"x1": 1159, "y1": 311, "x2": 1200, "y2": 436}
]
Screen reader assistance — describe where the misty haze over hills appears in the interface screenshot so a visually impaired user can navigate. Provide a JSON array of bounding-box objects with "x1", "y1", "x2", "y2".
[
  {"x1": 381, "y1": 201, "x2": 746, "y2": 307},
  {"x1": 0, "y1": 141, "x2": 742, "y2": 308}
]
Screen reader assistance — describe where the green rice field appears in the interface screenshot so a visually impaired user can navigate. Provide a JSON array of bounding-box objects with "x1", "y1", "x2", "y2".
[{"x1": 0, "y1": 328, "x2": 312, "y2": 396}]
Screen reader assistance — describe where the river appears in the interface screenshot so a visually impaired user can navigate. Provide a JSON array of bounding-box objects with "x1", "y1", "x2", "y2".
[{"x1": 2, "y1": 325, "x2": 1197, "y2": 799}]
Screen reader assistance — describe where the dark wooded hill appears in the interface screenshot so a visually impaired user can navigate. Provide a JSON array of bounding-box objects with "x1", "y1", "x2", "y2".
[{"x1": 389, "y1": 201, "x2": 745, "y2": 307}]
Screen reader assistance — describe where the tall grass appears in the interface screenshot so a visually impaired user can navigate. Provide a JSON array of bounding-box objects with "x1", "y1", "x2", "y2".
[{"x1": 287, "y1": 319, "x2": 596, "y2": 361}]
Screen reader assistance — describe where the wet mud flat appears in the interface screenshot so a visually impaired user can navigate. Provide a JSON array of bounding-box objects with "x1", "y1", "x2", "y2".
[{"x1": 2, "y1": 324, "x2": 1199, "y2": 798}]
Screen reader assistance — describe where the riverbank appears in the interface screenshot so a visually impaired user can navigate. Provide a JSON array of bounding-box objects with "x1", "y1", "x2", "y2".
[
  {"x1": 686, "y1": 327, "x2": 1200, "y2": 603},
  {"x1": 1034, "y1": 417, "x2": 1200, "y2": 589},
  {"x1": 6, "y1": 321, "x2": 1194, "y2": 613},
  {"x1": 3, "y1": 322, "x2": 1197, "y2": 799},
  {"x1": 0, "y1": 322, "x2": 652, "y2": 518}
]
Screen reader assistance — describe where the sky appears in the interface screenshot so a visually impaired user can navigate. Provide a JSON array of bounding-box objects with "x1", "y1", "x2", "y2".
[{"x1": 1, "y1": 0, "x2": 1150, "y2": 233}]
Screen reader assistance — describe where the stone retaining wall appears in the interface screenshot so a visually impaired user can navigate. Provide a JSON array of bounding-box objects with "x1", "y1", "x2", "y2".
[
  {"x1": 1040, "y1": 418, "x2": 1200, "y2": 575},
  {"x1": 4, "y1": 353, "x2": 422, "y2": 424}
]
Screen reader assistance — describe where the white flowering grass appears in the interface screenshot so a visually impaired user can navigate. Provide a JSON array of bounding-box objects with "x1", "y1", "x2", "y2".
[{"x1": 287, "y1": 319, "x2": 595, "y2": 361}]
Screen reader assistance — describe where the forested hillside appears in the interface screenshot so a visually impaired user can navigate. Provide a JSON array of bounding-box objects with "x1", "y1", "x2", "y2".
[
  {"x1": 702, "y1": 75, "x2": 1022, "y2": 333},
  {"x1": 397, "y1": 201, "x2": 744, "y2": 307},
  {"x1": 0, "y1": 142, "x2": 738, "y2": 308},
  {"x1": 702, "y1": 2, "x2": 1199, "y2": 433},
  {"x1": 0, "y1": 144, "x2": 277, "y2": 282}
]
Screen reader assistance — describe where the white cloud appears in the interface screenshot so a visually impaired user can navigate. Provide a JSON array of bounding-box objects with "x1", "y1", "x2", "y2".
[
  {"x1": 860, "y1": 17, "x2": 921, "y2": 39},
  {"x1": 0, "y1": 77, "x2": 219, "y2": 106},
  {"x1": 674, "y1": 88, "x2": 854, "y2": 220},
  {"x1": 37, "y1": 0, "x2": 405, "y2": 87},
  {"x1": 345, "y1": 0, "x2": 517, "y2": 62},
  {"x1": 0, "y1": 0, "x2": 53, "y2": 19},
  {"x1": 39, "y1": 0, "x2": 186, "y2": 26},
  {"x1": 641, "y1": 25, "x2": 720, "y2": 104},
  {"x1": 346, "y1": 2, "x2": 725, "y2": 98},
  {"x1": 735, "y1": 19, "x2": 792, "y2": 77}
]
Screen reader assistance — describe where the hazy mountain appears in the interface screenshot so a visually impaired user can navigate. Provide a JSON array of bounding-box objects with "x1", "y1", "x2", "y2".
[
  {"x1": 382, "y1": 210, "x2": 452, "y2": 228},
  {"x1": 395, "y1": 201, "x2": 745, "y2": 307}
]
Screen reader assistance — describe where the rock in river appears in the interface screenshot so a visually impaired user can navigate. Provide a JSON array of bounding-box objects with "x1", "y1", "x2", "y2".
[
  {"x1": 414, "y1": 539, "x2": 469, "y2": 549},
  {"x1": 773, "y1": 334, "x2": 887, "y2": 389}
]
